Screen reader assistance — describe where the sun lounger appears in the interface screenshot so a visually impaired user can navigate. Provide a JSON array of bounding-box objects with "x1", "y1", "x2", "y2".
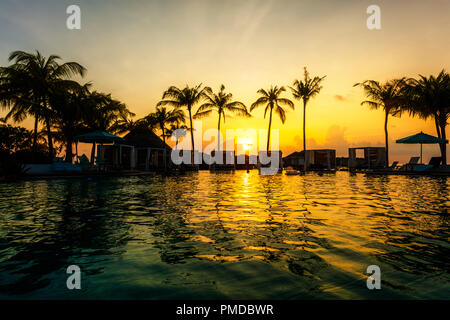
[
  {"x1": 412, "y1": 157, "x2": 442, "y2": 172},
  {"x1": 388, "y1": 161, "x2": 399, "y2": 170},
  {"x1": 401, "y1": 157, "x2": 420, "y2": 171},
  {"x1": 428, "y1": 157, "x2": 442, "y2": 168}
]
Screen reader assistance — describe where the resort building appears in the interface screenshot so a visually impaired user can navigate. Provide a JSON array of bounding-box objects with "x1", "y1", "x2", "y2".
[
  {"x1": 348, "y1": 147, "x2": 386, "y2": 170},
  {"x1": 283, "y1": 149, "x2": 336, "y2": 170},
  {"x1": 97, "y1": 128, "x2": 171, "y2": 171}
]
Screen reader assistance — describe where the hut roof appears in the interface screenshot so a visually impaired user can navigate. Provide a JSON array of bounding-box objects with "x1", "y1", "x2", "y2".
[{"x1": 123, "y1": 128, "x2": 172, "y2": 150}]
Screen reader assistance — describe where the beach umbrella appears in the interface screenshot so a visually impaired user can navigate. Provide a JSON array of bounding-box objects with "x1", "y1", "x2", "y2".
[
  {"x1": 74, "y1": 130, "x2": 124, "y2": 163},
  {"x1": 74, "y1": 130, "x2": 124, "y2": 143},
  {"x1": 396, "y1": 131, "x2": 448, "y2": 164}
]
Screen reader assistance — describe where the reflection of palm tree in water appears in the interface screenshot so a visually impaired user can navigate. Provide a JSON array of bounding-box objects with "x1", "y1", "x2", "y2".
[
  {"x1": 0, "y1": 179, "x2": 131, "y2": 295},
  {"x1": 256, "y1": 175, "x2": 334, "y2": 285},
  {"x1": 145, "y1": 174, "x2": 200, "y2": 264}
]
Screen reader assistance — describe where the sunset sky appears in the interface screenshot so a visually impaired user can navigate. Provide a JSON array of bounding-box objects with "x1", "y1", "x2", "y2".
[{"x1": 1, "y1": 0, "x2": 449, "y2": 162}]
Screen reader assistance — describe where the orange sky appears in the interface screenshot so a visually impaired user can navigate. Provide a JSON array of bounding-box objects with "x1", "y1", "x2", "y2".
[{"x1": 1, "y1": 0, "x2": 449, "y2": 163}]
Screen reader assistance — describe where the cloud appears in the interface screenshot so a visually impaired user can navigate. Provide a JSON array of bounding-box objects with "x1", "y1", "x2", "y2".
[
  {"x1": 334, "y1": 94, "x2": 346, "y2": 101},
  {"x1": 236, "y1": 0, "x2": 275, "y2": 49}
]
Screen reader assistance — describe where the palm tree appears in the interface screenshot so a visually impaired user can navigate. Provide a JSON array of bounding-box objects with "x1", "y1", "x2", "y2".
[
  {"x1": 82, "y1": 91, "x2": 134, "y2": 163},
  {"x1": 194, "y1": 85, "x2": 250, "y2": 152},
  {"x1": 157, "y1": 84, "x2": 206, "y2": 164},
  {"x1": 250, "y1": 86, "x2": 294, "y2": 151},
  {"x1": 167, "y1": 121, "x2": 189, "y2": 150},
  {"x1": 50, "y1": 83, "x2": 89, "y2": 162},
  {"x1": 0, "y1": 63, "x2": 42, "y2": 154},
  {"x1": 146, "y1": 106, "x2": 185, "y2": 145},
  {"x1": 289, "y1": 67, "x2": 326, "y2": 171},
  {"x1": 354, "y1": 78, "x2": 407, "y2": 167},
  {"x1": 0, "y1": 50, "x2": 86, "y2": 157},
  {"x1": 404, "y1": 70, "x2": 450, "y2": 165},
  {"x1": 110, "y1": 116, "x2": 146, "y2": 136}
]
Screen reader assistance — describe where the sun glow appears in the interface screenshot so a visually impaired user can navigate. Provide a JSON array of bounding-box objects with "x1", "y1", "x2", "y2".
[{"x1": 238, "y1": 137, "x2": 253, "y2": 151}]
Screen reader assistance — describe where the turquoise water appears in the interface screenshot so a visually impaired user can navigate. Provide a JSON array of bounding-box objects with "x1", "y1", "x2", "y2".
[{"x1": 0, "y1": 171, "x2": 448, "y2": 299}]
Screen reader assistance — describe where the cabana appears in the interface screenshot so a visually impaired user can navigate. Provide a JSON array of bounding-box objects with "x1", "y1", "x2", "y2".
[
  {"x1": 97, "y1": 127, "x2": 171, "y2": 171},
  {"x1": 283, "y1": 149, "x2": 336, "y2": 170},
  {"x1": 74, "y1": 130, "x2": 124, "y2": 165},
  {"x1": 348, "y1": 147, "x2": 386, "y2": 170}
]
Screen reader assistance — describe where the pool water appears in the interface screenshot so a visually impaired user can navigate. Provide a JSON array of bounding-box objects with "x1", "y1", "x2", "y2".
[{"x1": 0, "y1": 171, "x2": 449, "y2": 299}]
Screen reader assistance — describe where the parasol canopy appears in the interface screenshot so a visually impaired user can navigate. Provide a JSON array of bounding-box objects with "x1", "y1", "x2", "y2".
[
  {"x1": 396, "y1": 131, "x2": 447, "y2": 164},
  {"x1": 74, "y1": 130, "x2": 124, "y2": 144}
]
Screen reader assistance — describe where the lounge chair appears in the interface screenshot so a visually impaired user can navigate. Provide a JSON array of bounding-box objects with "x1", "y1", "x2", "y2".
[
  {"x1": 428, "y1": 157, "x2": 442, "y2": 168},
  {"x1": 412, "y1": 157, "x2": 442, "y2": 172},
  {"x1": 401, "y1": 157, "x2": 420, "y2": 171},
  {"x1": 388, "y1": 161, "x2": 399, "y2": 170}
]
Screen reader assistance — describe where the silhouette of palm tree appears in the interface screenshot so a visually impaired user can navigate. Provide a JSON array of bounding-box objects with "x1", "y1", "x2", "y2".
[
  {"x1": 158, "y1": 84, "x2": 206, "y2": 164},
  {"x1": 146, "y1": 106, "x2": 185, "y2": 145},
  {"x1": 404, "y1": 70, "x2": 450, "y2": 164},
  {"x1": 50, "y1": 83, "x2": 90, "y2": 162},
  {"x1": 251, "y1": 86, "x2": 294, "y2": 151},
  {"x1": 82, "y1": 91, "x2": 134, "y2": 163},
  {"x1": 354, "y1": 78, "x2": 407, "y2": 167},
  {"x1": 289, "y1": 67, "x2": 326, "y2": 171},
  {"x1": 194, "y1": 84, "x2": 250, "y2": 152},
  {"x1": 0, "y1": 50, "x2": 86, "y2": 157},
  {"x1": 167, "y1": 121, "x2": 189, "y2": 150}
]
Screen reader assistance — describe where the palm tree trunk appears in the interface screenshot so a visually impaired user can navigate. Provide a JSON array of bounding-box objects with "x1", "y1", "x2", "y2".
[
  {"x1": 188, "y1": 107, "x2": 195, "y2": 165},
  {"x1": 434, "y1": 113, "x2": 444, "y2": 158},
  {"x1": 434, "y1": 114, "x2": 442, "y2": 138},
  {"x1": 267, "y1": 107, "x2": 273, "y2": 152},
  {"x1": 384, "y1": 110, "x2": 389, "y2": 167},
  {"x1": 65, "y1": 137, "x2": 73, "y2": 163},
  {"x1": 32, "y1": 116, "x2": 38, "y2": 154},
  {"x1": 439, "y1": 120, "x2": 447, "y2": 165},
  {"x1": 303, "y1": 99, "x2": 307, "y2": 172},
  {"x1": 45, "y1": 117, "x2": 54, "y2": 158},
  {"x1": 217, "y1": 112, "x2": 221, "y2": 152},
  {"x1": 91, "y1": 142, "x2": 96, "y2": 164},
  {"x1": 43, "y1": 98, "x2": 54, "y2": 158}
]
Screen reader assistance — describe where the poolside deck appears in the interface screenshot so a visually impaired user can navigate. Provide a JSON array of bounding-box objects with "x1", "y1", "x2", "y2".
[{"x1": 358, "y1": 168, "x2": 450, "y2": 177}]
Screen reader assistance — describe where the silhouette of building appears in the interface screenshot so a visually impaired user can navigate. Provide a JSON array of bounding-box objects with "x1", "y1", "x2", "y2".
[
  {"x1": 283, "y1": 149, "x2": 336, "y2": 170},
  {"x1": 98, "y1": 128, "x2": 171, "y2": 171}
]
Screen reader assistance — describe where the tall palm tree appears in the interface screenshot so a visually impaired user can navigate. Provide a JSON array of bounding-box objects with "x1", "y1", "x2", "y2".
[
  {"x1": 404, "y1": 70, "x2": 450, "y2": 165},
  {"x1": 289, "y1": 67, "x2": 326, "y2": 171},
  {"x1": 194, "y1": 85, "x2": 250, "y2": 152},
  {"x1": 0, "y1": 50, "x2": 86, "y2": 157},
  {"x1": 157, "y1": 84, "x2": 206, "y2": 164},
  {"x1": 146, "y1": 106, "x2": 185, "y2": 145},
  {"x1": 250, "y1": 86, "x2": 294, "y2": 151},
  {"x1": 354, "y1": 78, "x2": 407, "y2": 167}
]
